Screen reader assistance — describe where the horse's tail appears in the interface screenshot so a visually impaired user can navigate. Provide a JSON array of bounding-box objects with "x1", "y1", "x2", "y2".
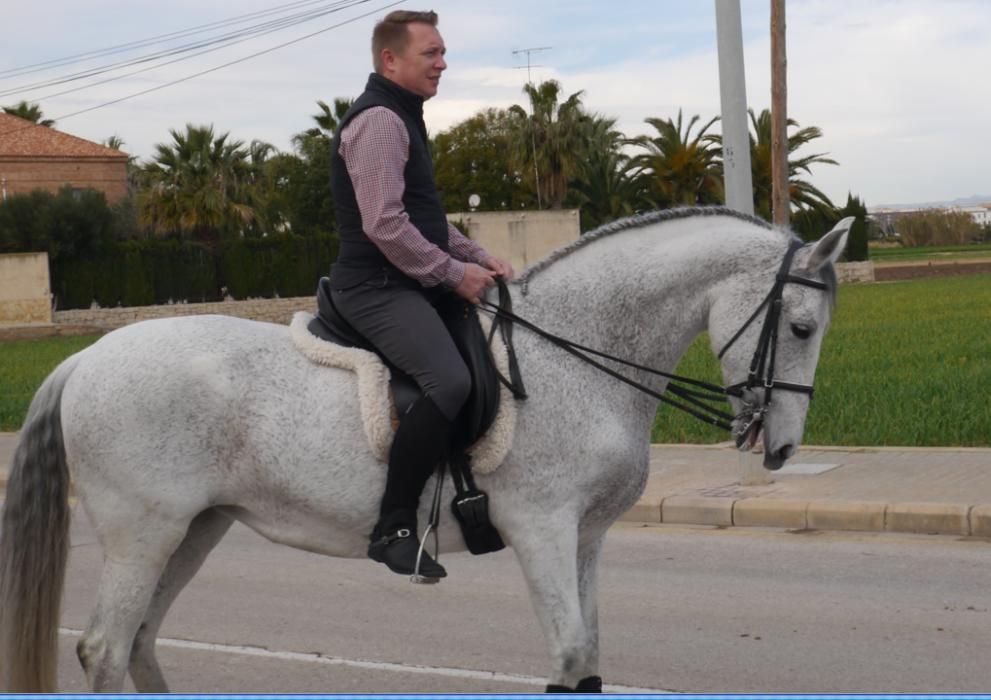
[{"x1": 0, "y1": 352, "x2": 83, "y2": 692}]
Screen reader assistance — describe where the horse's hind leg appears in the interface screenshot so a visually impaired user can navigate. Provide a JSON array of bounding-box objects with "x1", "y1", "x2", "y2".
[
  {"x1": 76, "y1": 514, "x2": 190, "y2": 692},
  {"x1": 128, "y1": 508, "x2": 234, "y2": 692}
]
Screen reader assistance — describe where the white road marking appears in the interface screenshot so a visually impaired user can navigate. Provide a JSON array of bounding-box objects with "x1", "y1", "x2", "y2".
[{"x1": 59, "y1": 627, "x2": 669, "y2": 694}]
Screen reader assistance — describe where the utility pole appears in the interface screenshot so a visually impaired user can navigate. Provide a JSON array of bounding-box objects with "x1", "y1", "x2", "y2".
[
  {"x1": 714, "y1": 0, "x2": 754, "y2": 216},
  {"x1": 715, "y1": 0, "x2": 766, "y2": 484},
  {"x1": 513, "y1": 47, "x2": 552, "y2": 210},
  {"x1": 771, "y1": 0, "x2": 789, "y2": 225}
]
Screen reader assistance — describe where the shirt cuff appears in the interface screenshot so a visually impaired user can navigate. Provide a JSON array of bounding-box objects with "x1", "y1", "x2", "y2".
[{"x1": 442, "y1": 258, "x2": 466, "y2": 289}]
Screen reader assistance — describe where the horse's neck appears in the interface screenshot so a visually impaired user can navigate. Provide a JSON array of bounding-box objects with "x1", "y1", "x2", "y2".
[{"x1": 515, "y1": 224, "x2": 756, "y2": 378}]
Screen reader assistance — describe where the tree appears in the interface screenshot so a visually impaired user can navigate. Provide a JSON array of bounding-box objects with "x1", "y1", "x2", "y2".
[
  {"x1": 312, "y1": 98, "x2": 354, "y2": 135},
  {"x1": 2, "y1": 100, "x2": 54, "y2": 126},
  {"x1": 508, "y1": 80, "x2": 590, "y2": 209},
  {"x1": 432, "y1": 108, "x2": 534, "y2": 213},
  {"x1": 792, "y1": 193, "x2": 869, "y2": 262},
  {"x1": 569, "y1": 114, "x2": 650, "y2": 230},
  {"x1": 137, "y1": 124, "x2": 259, "y2": 244},
  {"x1": 745, "y1": 107, "x2": 837, "y2": 220},
  {"x1": 627, "y1": 110, "x2": 723, "y2": 208},
  {"x1": 896, "y1": 209, "x2": 978, "y2": 247},
  {"x1": 0, "y1": 186, "x2": 115, "y2": 259}
]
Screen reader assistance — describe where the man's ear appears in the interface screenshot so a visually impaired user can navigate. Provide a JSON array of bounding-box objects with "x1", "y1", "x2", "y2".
[{"x1": 380, "y1": 48, "x2": 397, "y2": 74}]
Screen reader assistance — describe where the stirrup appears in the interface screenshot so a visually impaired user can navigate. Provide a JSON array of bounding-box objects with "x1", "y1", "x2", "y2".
[
  {"x1": 411, "y1": 521, "x2": 440, "y2": 584},
  {"x1": 411, "y1": 467, "x2": 445, "y2": 584}
]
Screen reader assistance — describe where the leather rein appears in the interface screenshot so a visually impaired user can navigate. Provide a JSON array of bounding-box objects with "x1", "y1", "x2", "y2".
[{"x1": 479, "y1": 238, "x2": 830, "y2": 436}]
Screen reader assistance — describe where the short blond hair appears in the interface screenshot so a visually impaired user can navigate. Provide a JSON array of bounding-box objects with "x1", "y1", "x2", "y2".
[{"x1": 372, "y1": 10, "x2": 438, "y2": 73}]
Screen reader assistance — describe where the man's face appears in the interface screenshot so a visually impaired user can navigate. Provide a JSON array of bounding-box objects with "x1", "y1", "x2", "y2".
[{"x1": 384, "y1": 22, "x2": 447, "y2": 99}]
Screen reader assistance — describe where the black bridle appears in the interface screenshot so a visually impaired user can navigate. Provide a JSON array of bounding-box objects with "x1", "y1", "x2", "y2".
[
  {"x1": 717, "y1": 237, "x2": 830, "y2": 403},
  {"x1": 479, "y1": 238, "x2": 831, "y2": 435}
]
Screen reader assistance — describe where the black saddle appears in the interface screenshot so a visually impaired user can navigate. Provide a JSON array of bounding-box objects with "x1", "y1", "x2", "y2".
[{"x1": 308, "y1": 277, "x2": 502, "y2": 453}]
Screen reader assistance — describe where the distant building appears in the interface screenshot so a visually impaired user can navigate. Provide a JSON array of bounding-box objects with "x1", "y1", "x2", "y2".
[
  {"x1": 0, "y1": 113, "x2": 129, "y2": 204},
  {"x1": 868, "y1": 204, "x2": 991, "y2": 236},
  {"x1": 956, "y1": 205, "x2": 991, "y2": 226}
]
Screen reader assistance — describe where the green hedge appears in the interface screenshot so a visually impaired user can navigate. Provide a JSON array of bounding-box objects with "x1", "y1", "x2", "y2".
[{"x1": 53, "y1": 234, "x2": 339, "y2": 309}]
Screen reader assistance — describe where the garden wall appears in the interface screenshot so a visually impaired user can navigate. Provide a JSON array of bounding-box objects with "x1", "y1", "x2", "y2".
[
  {"x1": 53, "y1": 295, "x2": 316, "y2": 331},
  {"x1": 0, "y1": 252, "x2": 51, "y2": 325}
]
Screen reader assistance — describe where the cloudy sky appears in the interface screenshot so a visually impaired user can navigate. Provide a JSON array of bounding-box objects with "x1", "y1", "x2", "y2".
[{"x1": 2, "y1": 0, "x2": 988, "y2": 208}]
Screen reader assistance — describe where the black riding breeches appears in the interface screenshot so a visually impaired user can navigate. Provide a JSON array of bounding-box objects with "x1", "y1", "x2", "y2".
[{"x1": 330, "y1": 277, "x2": 471, "y2": 422}]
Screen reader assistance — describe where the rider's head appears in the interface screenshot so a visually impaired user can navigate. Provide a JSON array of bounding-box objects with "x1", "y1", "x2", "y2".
[{"x1": 372, "y1": 10, "x2": 447, "y2": 99}]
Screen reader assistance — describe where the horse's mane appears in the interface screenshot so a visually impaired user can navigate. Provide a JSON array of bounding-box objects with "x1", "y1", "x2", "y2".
[{"x1": 517, "y1": 206, "x2": 776, "y2": 293}]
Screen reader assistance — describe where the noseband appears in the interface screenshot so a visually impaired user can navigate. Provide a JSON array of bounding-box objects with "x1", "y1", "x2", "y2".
[{"x1": 717, "y1": 238, "x2": 830, "y2": 404}]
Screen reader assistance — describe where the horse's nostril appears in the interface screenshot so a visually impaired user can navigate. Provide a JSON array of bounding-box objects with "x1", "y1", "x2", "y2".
[{"x1": 775, "y1": 444, "x2": 795, "y2": 461}]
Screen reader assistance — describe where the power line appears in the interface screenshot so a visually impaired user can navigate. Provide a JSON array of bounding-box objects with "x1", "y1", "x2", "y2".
[
  {"x1": 0, "y1": 0, "x2": 345, "y2": 81},
  {"x1": 0, "y1": 0, "x2": 404, "y2": 139},
  {"x1": 0, "y1": 0, "x2": 365, "y2": 99}
]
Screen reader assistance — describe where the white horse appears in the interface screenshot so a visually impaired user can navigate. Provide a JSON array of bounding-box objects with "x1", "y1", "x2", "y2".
[{"x1": 0, "y1": 207, "x2": 850, "y2": 692}]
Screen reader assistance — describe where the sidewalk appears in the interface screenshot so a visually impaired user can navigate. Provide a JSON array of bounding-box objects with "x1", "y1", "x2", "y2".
[
  {"x1": 2, "y1": 433, "x2": 990, "y2": 537},
  {"x1": 624, "y1": 443, "x2": 991, "y2": 537}
]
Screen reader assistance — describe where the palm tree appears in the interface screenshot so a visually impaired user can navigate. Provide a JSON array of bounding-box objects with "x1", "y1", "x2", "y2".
[
  {"x1": 138, "y1": 124, "x2": 258, "y2": 244},
  {"x1": 744, "y1": 108, "x2": 837, "y2": 219},
  {"x1": 508, "y1": 80, "x2": 589, "y2": 209},
  {"x1": 2, "y1": 100, "x2": 54, "y2": 127},
  {"x1": 628, "y1": 110, "x2": 723, "y2": 208},
  {"x1": 312, "y1": 98, "x2": 354, "y2": 135},
  {"x1": 104, "y1": 135, "x2": 141, "y2": 193},
  {"x1": 570, "y1": 114, "x2": 650, "y2": 229}
]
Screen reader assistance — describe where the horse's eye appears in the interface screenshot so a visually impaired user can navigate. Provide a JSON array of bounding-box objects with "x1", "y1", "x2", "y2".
[{"x1": 791, "y1": 323, "x2": 812, "y2": 340}]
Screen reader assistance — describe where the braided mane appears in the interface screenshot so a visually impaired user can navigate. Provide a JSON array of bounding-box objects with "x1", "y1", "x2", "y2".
[{"x1": 517, "y1": 206, "x2": 776, "y2": 293}]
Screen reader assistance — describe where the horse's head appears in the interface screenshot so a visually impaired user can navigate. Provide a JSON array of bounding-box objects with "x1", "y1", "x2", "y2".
[{"x1": 709, "y1": 217, "x2": 852, "y2": 470}]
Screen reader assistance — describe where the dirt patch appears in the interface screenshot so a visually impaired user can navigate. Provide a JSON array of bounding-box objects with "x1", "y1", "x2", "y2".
[
  {"x1": 0, "y1": 324, "x2": 104, "y2": 342},
  {"x1": 874, "y1": 261, "x2": 991, "y2": 281}
]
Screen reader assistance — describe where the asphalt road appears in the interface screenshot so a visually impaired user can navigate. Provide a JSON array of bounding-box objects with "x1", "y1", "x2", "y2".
[{"x1": 51, "y1": 510, "x2": 991, "y2": 693}]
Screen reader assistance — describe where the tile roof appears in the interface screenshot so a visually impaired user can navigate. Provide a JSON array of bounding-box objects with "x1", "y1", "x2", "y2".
[{"x1": 0, "y1": 113, "x2": 128, "y2": 159}]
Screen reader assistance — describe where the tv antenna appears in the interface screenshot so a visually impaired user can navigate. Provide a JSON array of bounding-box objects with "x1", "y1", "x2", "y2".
[
  {"x1": 512, "y1": 47, "x2": 552, "y2": 210},
  {"x1": 512, "y1": 46, "x2": 552, "y2": 85}
]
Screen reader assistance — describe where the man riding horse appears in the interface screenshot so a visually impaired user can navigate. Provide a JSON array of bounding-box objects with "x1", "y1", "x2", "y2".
[{"x1": 327, "y1": 10, "x2": 514, "y2": 579}]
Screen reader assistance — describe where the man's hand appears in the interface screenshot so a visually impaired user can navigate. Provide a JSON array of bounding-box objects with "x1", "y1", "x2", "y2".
[
  {"x1": 483, "y1": 256, "x2": 515, "y2": 280},
  {"x1": 455, "y1": 263, "x2": 497, "y2": 305}
]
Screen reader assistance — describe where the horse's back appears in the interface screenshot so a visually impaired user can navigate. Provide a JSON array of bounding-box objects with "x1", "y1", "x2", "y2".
[{"x1": 59, "y1": 315, "x2": 374, "y2": 523}]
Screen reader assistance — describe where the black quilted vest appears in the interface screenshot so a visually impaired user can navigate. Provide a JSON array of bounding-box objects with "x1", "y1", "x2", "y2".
[{"x1": 329, "y1": 73, "x2": 449, "y2": 288}]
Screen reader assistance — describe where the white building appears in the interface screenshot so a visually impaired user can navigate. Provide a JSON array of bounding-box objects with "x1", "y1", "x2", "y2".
[{"x1": 955, "y1": 205, "x2": 991, "y2": 226}]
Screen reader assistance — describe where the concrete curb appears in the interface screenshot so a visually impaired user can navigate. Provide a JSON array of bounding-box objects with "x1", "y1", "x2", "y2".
[
  {"x1": 3, "y1": 431, "x2": 989, "y2": 539},
  {"x1": 1, "y1": 471, "x2": 988, "y2": 538},
  {"x1": 619, "y1": 496, "x2": 990, "y2": 538}
]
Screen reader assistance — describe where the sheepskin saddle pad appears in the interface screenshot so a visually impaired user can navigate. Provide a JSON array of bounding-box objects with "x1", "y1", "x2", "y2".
[{"x1": 289, "y1": 310, "x2": 517, "y2": 475}]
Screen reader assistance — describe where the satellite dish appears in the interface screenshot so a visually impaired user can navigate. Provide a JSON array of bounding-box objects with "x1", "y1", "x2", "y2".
[{"x1": 468, "y1": 194, "x2": 481, "y2": 209}]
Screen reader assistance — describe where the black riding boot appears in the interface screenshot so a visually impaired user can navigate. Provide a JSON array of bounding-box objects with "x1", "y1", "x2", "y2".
[{"x1": 368, "y1": 396, "x2": 451, "y2": 578}]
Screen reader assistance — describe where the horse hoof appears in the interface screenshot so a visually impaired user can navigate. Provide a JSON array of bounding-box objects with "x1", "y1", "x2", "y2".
[
  {"x1": 576, "y1": 675, "x2": 603, "y2": 692},
  {"x1": 544, "y1": 676, "x2": 603, "y2": 693}
]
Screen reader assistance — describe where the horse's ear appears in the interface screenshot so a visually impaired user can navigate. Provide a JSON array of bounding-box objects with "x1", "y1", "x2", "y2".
[{"x1": 806, "y1": 216, "x2": 853, "y2": 272}]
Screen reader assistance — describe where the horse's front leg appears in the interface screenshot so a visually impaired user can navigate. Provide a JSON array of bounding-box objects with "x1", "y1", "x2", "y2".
[
  {"x1": 510, "y1": 516, "x2": 598, "y2": 692},
  {"x1": 575, "y1": 532, "x2": 606, "y2": 690}
]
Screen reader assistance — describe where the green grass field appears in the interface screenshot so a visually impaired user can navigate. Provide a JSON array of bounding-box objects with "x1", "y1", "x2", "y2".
[
  {"x1": 2, "y1": 275, "x2": 990, "y2": 445},
  {"x1": 652, "y1": 274, "x2": 991, "y2": 446},
  {"x1": 869, "y1": 242, "x2": 991, "y2": 263},
  {"x1": 0, "y1": 335, "x2": 102, "y2": 431}
]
